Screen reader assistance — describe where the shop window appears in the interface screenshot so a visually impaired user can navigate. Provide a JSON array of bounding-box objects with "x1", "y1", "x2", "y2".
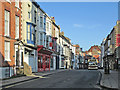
[
  {"x1": 41, "y1": 56, "x2": 43, "y2": 68},
  {"x1": 47, "y1": 58, "x2": 49, "y2": 68},
  {"x1": 61, "y1": 58, "x2": 64, "y2": 67}
]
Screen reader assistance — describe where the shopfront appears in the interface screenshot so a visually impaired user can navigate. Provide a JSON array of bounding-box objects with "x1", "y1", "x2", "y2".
[{"x1": 37, "y1": 45, "x2": 53, "y2": 72}]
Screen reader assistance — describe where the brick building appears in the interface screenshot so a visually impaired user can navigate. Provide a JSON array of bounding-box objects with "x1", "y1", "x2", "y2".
[
  {"x1": 0, "y1": 0, "x2": 22, "y2": 79},
  {"x1": 86, "y1": 45, "x2": 101, "y2": 63},
  {"x1": 103, "y1": 20, "x2": 120, "y2": 70}
]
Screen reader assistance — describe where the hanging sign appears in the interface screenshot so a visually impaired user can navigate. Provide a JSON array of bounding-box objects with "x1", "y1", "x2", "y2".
[{"x1": 116, "y1": 34, "x2": 120, "y2": 47}]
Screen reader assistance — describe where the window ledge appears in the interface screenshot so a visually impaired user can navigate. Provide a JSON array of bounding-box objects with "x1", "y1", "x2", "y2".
[
  {"x1": 15, "y1": 38, "x2": 20, "y2": 40},
  {"x1": 4, "y1": 35, "x2": 11, "y2": 39},
  {"x1": 6, "y1": 1, "x2": 11, "y2": 4},
  {"x1": 4, "y1": 59, "x2": 11, "y2": 62},
  {"x1": 15, "y1": 6, "x2": 20, "y2": 10}
]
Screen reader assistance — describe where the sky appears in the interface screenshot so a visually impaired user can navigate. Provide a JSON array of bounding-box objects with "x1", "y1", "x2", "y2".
[{"x1": 38, "y1": 2, "x2": 118, "y2": 51}]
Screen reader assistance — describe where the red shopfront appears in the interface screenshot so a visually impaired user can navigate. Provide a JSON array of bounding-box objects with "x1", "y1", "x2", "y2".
[{"x1": 37, "y1": 45, "x2": 53, "y2": 72}]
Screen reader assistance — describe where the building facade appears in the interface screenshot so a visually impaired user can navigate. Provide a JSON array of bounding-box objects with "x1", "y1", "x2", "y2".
[
  {"x1": 36, "y1": 6, "x2": 53, "y2": 72},
  {"x1": 0, "y1": 0, "x2": 22, "y2": 79},
  {"x1": 71, "y1": 45, "x2": 76, "y2": 69},
  {"x1": 21, "y1": 0, "x2": 38, "y2": 72},
  {"x1": 103, "y1": 20, "x2": 120, "y2": 70},
  {"x1": 59, "y1": 31, "x2": 65, "y2": 69},
  {"x1": 0, "y1": 0, "x2": 82, "y2": 79},
  {"x1": 73, "y1": 44, "x2": 81, "y2": 69},
  {"x1": 86, "y1": 45, "x2": 101, "y2": 64},
  {"x1": 100, "y1": 38, "x2": 106, "y2": 68}
]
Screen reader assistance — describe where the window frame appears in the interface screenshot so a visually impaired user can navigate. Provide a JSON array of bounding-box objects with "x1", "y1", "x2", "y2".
[
  {"x1": 27, "y1": 23, "x2": 35, "y2": 45},
  {"x1": 4, "y1": 41, "x2": 11, "y2": 61},
  {"x1": 15, "y1": 0, "x2": 19, "y2": 8},
  {"x1": 47, "y1": 22, "x2": 49, "y2": 31},
  {"x1": 40, "y1": 33, "x2": 43, "y2": 45},
  {"x1": 4, "y1": 10, "x2": 10, "y2": 37},
  {"x1": 31, "y1": 26, "x2": 35, "y2": 41},
  {"x1": 15, "y1": 15, "x2": 19, "y2": 39},
  {"x1": 28, "y1": 4, "x2": 31, "y2": 19},
  {"x1": 40, "y1": 16, "x2": 43, "y2": 27},
  {"x1": 34, "y1": 10, "x2": 37, "y2": 23},
  {"x1": 6, "y1": 0, "x2": 11, "y2": 3},
  {"x1": 21, "y1": 52, "x2": 23, "y2": 66},
  {"x1": 27, "y1": 24, "x2": 30, "y2": 40}
]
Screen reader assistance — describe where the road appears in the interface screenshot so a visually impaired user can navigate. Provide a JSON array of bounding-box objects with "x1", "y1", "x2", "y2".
[{"x1": 6, "y1": 70, "x2": 102, "y2": 89}]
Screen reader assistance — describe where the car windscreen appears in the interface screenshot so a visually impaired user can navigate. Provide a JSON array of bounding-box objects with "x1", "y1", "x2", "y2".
[{"x1": 88, "y1": 61, "x2": 97, "y2": 65}]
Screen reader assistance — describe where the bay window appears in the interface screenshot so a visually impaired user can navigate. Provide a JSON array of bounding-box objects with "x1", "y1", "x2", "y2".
[
  {"x1": 27, "y1": 23, "x2": 35, "y2": 45},
  {"x1": 40, "y1": 33, "x2": 43, "y2": 45},
  {"x1": 27, "y1": 25, "x2": 30, "y2": 40}
]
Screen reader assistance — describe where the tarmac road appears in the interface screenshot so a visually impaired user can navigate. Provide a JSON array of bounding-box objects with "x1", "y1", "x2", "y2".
[{"x1": 6, "y1": 70, "x2": 102, "y2": 89}]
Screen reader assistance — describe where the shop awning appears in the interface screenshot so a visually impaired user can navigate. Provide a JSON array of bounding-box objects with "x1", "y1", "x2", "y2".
[{"x1": 37, "y1": 45, "x2": 53, "y2": 55}]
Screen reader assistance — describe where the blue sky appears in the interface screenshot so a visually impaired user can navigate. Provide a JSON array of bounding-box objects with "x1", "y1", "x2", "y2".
[{"x1": 38, "y1": 2, "x2": 118, "y2": 51}]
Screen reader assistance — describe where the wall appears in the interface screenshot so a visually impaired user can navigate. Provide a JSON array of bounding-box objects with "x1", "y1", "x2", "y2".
[{"x1": 0, "y1": 67, "x2": 14, "y2": 79}]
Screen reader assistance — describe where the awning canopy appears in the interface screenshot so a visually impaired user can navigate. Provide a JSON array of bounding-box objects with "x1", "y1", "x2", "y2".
[{"x1": 37, "y1": 45, "x2": 53, "y2": 55}]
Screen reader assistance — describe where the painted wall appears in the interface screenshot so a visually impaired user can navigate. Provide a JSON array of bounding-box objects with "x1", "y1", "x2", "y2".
[{"x1": 22, "y1": 0, "x2": 38, "y2": 72}]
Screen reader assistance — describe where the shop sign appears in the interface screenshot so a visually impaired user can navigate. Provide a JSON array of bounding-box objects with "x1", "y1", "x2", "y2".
[
  {"x1": 116, "y1": 34, "x2": 120, "y2": 47},
  {"x1": 49, "y1": 42, "x2": 53, "y2": 47}
]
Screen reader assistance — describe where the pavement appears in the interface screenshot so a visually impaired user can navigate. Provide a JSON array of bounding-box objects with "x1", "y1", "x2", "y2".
[
  {"x1": 99, "y1": 69, "x2": 119, "y2": 90},
  {"x1": 0, "y1": 69, "x2": 67, "y2": 89}
]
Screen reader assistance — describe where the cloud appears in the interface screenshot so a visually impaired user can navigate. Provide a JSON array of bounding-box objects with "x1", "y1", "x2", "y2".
[
  {"x1": 73, "y1": 24, "x2": 102, "y2": 29},
  {"x1": 87, "y1": 24, "x2": 102, "y2": 29},
  {"x1": 73, "y1": 24, "x2": 84, "y2": 28}
]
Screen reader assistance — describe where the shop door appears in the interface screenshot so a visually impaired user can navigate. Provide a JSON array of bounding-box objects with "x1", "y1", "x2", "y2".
[
  {"x1": 29, "y1": 55, "x2": 34, "y2": 72},
  {"x1": 43, "y1": 57, "x2": 46, "y2": 71},
  {"x1": 56, "y1": 56, "x2": 59, "y2": 69}
]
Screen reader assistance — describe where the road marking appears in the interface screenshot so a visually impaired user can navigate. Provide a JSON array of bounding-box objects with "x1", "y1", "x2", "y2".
[
  {"x1": 3, "y1": 76, "x2": 49, "y2": 89},
  {"x1": 28, "y1": 74, "x2": 49, "y2": 79}
]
